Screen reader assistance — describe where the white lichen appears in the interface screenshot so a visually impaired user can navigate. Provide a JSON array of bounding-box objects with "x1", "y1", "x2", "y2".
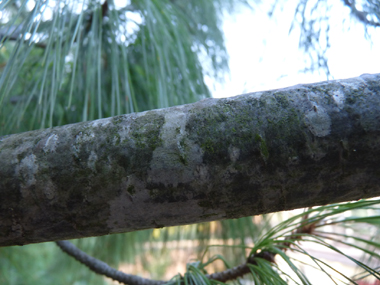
[
  {"x1": 15, "y1": 154, "x2": 38, "y2": 197},
  {"x1": 76, "y1": 131, "x2": 95, "y2": 143},
  {"x1": 228, "y1": 146, "x2": 240, "y2": 163},
  {"x1": 43, "y1": 179, "x2": 56, "y2": 200},
  {"x1": 304, "y1": 105, "x2": 331, "y2": 137},
  {"x1": 72, "y1": 131, "x2": 96, "y2": 157},
  {"x1": 247, "y1": 91, "x2": 264, "y2": 99},
  {"x1": 91, "y1": 118, "x2": 111, "y2": 128},
  {"x1": 43, "y1": 134, "x2": 59, "y2": 153},
  {"x1": 332, "y1": 89, "x2": 345, "y2": 109},
  {"x1": 195, "y1": 164, "x2": 209, "y2": 181},
  {"x1": 148, "y1": 111, "x2": 203, "y2": 187},
  {"x1": 338, "y1": 77, "x2": 365, "y2": 90},
  {"x1": 162, "y1": 111, "x2": 187, "y2": 147},
  {"x1": 87, "y1": 151, "x2": 98, "y2": 171}
]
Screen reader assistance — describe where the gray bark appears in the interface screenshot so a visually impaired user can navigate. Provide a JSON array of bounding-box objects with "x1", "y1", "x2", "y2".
[{"x1": 1, "y1": 73, "x2": 380, "y2": 247}]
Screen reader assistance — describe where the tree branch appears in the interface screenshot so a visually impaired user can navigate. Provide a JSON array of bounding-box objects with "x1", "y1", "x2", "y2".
[
  {"x1": 56, "y1": 240, "x2": 166, "y2": 285},
  {"x1": 55, "y1": 207, "x2": 356, "y2": 284},
  {"x1": 55, "y1": 239, "x2": 275, "y2": 284},
  {"x1": 2, "y1": 73, "x2": 380, "y2": 246}
]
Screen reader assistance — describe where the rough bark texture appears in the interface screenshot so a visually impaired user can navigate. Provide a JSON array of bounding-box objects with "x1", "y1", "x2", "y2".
[{"x1": 1, "y1": 73, "x2": 380, "y2": 247}]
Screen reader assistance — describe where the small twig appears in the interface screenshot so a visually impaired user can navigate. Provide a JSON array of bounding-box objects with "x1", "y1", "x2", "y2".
[
  {"x1": 206, "y1": 250, "x2": 276, "y2": 283},
  {"x1": 56, "y1": 240, "x2": 166, "y2": 285},
  {"x1": 56, "y1": 239, "x2": 271, "y2": 284},
  {"x1": 206, "y1": 263, "x2": 251, "y2": 283}
]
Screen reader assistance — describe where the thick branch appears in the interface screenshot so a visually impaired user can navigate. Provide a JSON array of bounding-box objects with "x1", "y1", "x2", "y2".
[{"x1": 1, "y1": 73, "x2": 380, "y2": 246}]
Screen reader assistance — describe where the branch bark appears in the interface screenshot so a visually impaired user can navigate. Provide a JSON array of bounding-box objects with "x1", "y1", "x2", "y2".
[{"x1": 1, "y1": 73, "x2": 380, "y2": 247}]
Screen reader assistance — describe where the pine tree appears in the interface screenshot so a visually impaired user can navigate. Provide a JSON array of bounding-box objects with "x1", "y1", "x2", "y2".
[{"x1": 1, "y1": 0, "x2": 380, "y2": 284}]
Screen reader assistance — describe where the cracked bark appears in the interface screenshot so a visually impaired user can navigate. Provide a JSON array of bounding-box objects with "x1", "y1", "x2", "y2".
[{"x1": 1, "y1": 73, "x2": 380, "y2": 247}]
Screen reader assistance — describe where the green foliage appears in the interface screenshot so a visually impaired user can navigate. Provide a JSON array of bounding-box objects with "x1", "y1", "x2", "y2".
[
  {"x1": 0, "y1": 0, "x2": 241, "y2": 135},
  {"x1": 272, "y1": 0, "x2": 380, "y2": 77},
  {"x1": 174, "y1": 199, "x2": 380, "y2": 284}
]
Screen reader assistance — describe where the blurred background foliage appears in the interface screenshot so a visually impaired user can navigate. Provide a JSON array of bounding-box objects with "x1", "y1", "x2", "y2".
[
  {"x1": 1, "y1": 0, "x2": 380, "y2": 284},
  {"x1": 0, "y1": 0, "x2": 238, "y2": 135}
]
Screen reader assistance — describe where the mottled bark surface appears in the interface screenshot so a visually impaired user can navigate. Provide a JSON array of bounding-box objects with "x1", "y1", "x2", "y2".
[{"x1": 1, "y1": 73, "x2": 380, "y2": 247}]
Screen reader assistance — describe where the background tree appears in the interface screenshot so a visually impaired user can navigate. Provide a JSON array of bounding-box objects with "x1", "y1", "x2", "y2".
[
  {"x1": 281, "y1": 0, "x2": 380, "y2": 76},
  {"x1": 0, "y1": 0, "x2": 380, "y2": 284}
]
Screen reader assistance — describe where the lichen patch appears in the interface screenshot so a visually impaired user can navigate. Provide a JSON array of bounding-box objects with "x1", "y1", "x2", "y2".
[
  {"x1": 75, "y1": 131, "x2": 95, "y2": 143},
  {"x1": 43, "y1": 134, "x2": 59, "y2": 153},
  {"x1": 304, "y1": 106, "x2": 331, "y2": 137},
  {"x1": 15, "y1": 154, "x2": 38, "y2": 197},
  {"x1": 338, "y1": 78, "x2": 363, "y2": 90},
  {"x1": 72, "y1": 130, "x2": 96, "y2": 157},
  {"x1": 229, "y1": 146, "x2": 240, "y2": 163},
  {"x1": 332, "y1": 90, "x2": 345, "y2": 109},
  {"x1": 87, "y1": 151, "x2": 98, "y2": 171},
  {"x1": 43, "y1": 179, "x2": 57, "y2": 200},
  {"x1": 147, "y1": 111, "x2": 203, "y2": 187},
  {"x1": 247, "y1": 91, "x2": 264, "y2": 99},
  {"x1": 91, "y1": 118, "x2": 112, "y2": 128},
  {"x1": 160, "y1": 111, "x2": 188, "y2": 146}
]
